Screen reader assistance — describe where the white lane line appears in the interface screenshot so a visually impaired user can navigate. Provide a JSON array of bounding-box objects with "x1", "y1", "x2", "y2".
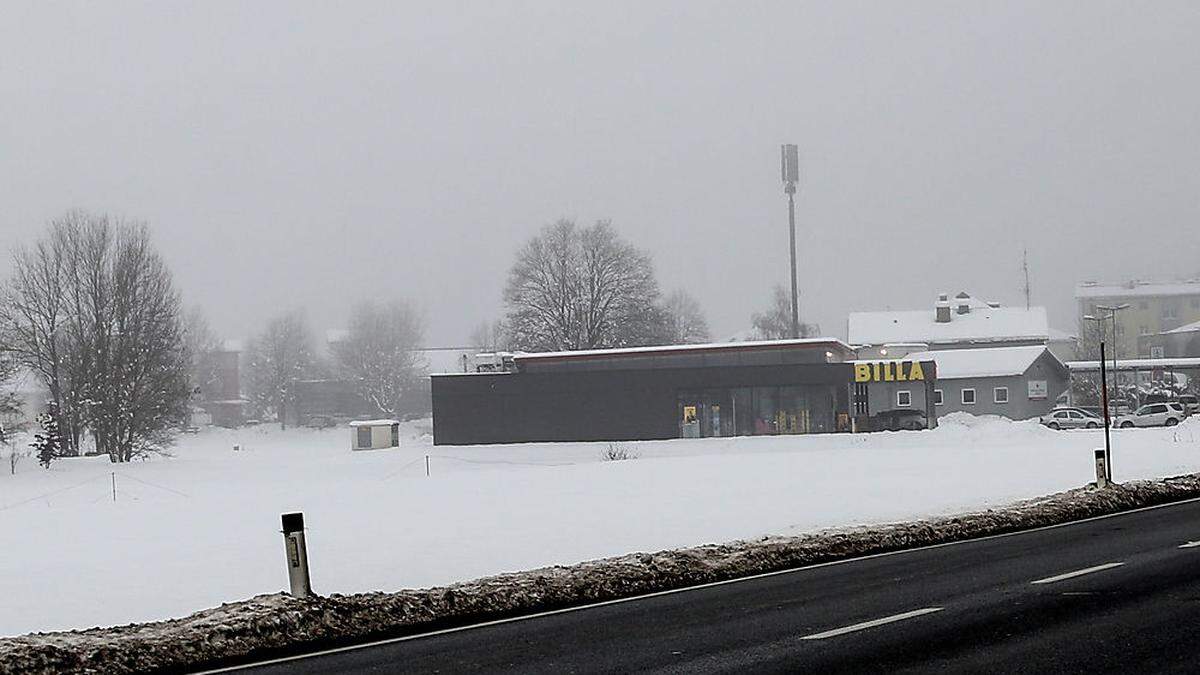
[
  {"x1": 1030, "y1": 562, "x2": 1125, "y2": 585},
  {"x1": 1179, "y1": 541, "x2": 1200, "y2": 549},
  {"x1": 800, "y1": 607, "x2": 944, "y2": 640}
]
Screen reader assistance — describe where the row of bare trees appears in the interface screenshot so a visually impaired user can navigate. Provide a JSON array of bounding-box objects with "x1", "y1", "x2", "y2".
[
  {"x1": 243, "y1": 301, "x2": 426, "y2": 427},
  {"x1": 0, "y1": 211, "x2": 192, "y2": 463}
]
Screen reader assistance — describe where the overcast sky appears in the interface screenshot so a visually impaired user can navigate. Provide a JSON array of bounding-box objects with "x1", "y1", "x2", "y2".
[{"x1": 3, "y1": 1, "x2": 1199, "y2": 346}]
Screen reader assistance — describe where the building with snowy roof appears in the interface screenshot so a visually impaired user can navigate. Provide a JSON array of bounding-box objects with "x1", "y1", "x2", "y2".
[
  {"x1": 1075, "y1": 279, "x2": 1200, "y2": 358},
  {"x1": 848, "y1": 292, "x2": 1050, "y2": 353},
  {"x1": 1138, "y1": 319, "x2": 1200, "y2": 359},
  {"x1": 903, "y1": 345, "x2": 1069, "y2": 420}
]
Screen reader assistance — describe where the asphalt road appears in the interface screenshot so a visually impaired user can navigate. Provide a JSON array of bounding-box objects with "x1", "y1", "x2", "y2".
[{"x1": 223, "y1": 498, "x2": 1200, "y2": 674}]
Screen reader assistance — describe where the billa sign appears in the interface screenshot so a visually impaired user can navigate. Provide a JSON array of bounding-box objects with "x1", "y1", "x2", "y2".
[{"x1": 854, "y1": 361, "x2": 926, "y2": 383}]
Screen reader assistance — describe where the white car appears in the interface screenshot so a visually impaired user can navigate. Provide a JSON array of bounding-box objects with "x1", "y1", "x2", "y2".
[{"x1": 1114, "y1": 403, "x2": 1186, "y2": 429}]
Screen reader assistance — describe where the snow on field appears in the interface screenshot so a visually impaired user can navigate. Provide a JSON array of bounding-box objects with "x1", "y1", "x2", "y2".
[{"x1": 1, "y1": 414, "x2": 1199, "y2": 637}]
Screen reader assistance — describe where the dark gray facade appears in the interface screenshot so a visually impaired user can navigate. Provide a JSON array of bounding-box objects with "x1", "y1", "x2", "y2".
[{"x1": 431, "y1": 340, "x2": 937, "y2": 445}]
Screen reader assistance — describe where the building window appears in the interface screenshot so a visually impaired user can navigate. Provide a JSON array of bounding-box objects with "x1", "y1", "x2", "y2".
[
  {"x1": 1139, "y1": 301, "x2": 1149, "y2": 310},
  {"x1": 1163, "y1": 304, "x2": 1178, "y2": 320},
  {"x1": 897, "y1": 390, "x2": 911, "y2": 407},
  {"x1": 962, "y1": 388, "x2": 976, "y2": 405},
  {"x1": 1192, "y1": 298, "x2": 1199, "y2": 309},
  {"x1": 994, "y1": 387, "x2": 1009, "y2": 404},
  {"x1": 1139, "y1": 325, "x2": 1150, "y2": 335},
  {"x1": 934, "y1": 389, "x2": 944, "y2": 406},
  {"x1": 1151, "y1": 346, "x2": 1165, "y2": 359},
  {"x1": 356, "y1": 426, "x2": 371, "y2": 448}
]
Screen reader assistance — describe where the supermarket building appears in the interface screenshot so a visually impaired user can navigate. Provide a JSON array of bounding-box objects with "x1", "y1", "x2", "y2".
[{"x1": 431, "y1": 339, "x2": 938, "y2": 445}]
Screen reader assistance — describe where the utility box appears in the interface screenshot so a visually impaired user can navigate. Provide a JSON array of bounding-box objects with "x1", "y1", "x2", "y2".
[{"x1": 350, "y1": 419, "x2": 400, "y2": 451}]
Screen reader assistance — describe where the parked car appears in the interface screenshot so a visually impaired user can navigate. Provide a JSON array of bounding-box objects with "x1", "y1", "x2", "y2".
[
  {"x1": 1178, "y1": 394, "x2": 1199, "y2": 416},
  {"x1": 1040, "y1": 407, "x2": 1102, "y2": 430},
  {"x1": 870, "y1": 409, "x2": 928, "y2": 431},
  {"x1": 1114, "y1": 403, "x2": 1185, "y2": 429}
]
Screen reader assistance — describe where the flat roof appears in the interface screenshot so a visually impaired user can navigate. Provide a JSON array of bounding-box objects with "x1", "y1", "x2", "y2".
[
  {"x1": 513, "y1": 338, "x2": 854, "y2": 362},
  {"x1": 1075, "y1": 280, "x2": 1200, "y2": 299},
  {"x1": 1066, "y1": 358, "x2": 1200, "y2": 372},
  {"x1": 349, "y1": 419, "x2": 399, "y2": 427}
]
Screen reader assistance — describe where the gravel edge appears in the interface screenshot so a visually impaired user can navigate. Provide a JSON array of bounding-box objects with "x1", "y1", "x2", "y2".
[{"x1": 4, "y1": 475, "x2": 1200, "y2": 675}]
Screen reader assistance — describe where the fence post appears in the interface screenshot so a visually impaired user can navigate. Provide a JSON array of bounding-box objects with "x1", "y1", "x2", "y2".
[{"x1": 281, "y1": 512, "x2": 313, "y2": 598}]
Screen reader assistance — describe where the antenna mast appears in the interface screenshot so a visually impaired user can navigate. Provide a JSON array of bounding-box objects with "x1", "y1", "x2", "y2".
[{"x1": 1022, "y1": 247, "x2": 1031, "y2": 310}]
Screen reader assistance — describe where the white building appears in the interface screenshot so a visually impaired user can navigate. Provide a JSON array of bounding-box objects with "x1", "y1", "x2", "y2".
[{"x1": 849, "y1": 292, "x2": 1051, "y2": 354}]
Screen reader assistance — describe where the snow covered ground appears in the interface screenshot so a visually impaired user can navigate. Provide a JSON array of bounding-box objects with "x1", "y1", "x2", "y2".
[{"x1": 1, "y1": 414, "x2": 1199, "y2": 637}]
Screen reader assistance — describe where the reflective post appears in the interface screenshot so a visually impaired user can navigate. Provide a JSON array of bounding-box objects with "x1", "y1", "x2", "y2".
[
  {"x1": 1094, "y1": 449, "x2": 1109, "y2": 488},
  {"x1": 281, "y1": 512, "x2": 312, "y2": 598}
]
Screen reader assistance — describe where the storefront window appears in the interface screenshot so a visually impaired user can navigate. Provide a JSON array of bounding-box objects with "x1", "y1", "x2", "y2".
[{"x1": 683, "y1": 385, "x2": 837, "y2": 438}]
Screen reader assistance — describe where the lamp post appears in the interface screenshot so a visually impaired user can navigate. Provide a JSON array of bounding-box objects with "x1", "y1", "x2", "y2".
[
  {"x1": 1096, "y1": 303, "x2": 1130, "y2": 403},
  {"x1": 1083, "y1": 314, "x2": 1113, "y2": 481},
  {"x1": 780, "y1": 144, "x2": 800, "y2": 339}
]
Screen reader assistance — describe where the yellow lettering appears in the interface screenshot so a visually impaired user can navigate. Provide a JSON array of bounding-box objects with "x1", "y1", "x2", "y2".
[
  {"x1": 873, "y1": 363, "x2": 881, "y2": 381},
  {"x1": 896, "y1": 361, "x2": 907, "y2": 381},
  {"x1": 854, "y1": 363, "x2": 872, "y2": 382},
  {"x1": 883, "y1": 361, "x2": 895, "y2": 382},
  {"x1": 909, "y1": 361, "x2": 925, "y2": 381}
]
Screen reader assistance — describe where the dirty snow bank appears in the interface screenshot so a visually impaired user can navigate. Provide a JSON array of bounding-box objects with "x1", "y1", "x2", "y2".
[{"x1": 4, "y1": 474, "x2": 1200, "y2": 675}]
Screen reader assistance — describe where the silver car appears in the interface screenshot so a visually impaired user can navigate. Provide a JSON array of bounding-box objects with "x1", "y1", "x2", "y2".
[
  {"x1": 1040, "y1": 408, "x2": 1102, "y2": 430},
  {"x1": 1114, "y1": 403, "x2": 1185, "y2": 429}
]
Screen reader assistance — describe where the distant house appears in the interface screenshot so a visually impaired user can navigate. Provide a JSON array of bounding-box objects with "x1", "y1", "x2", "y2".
[
  {"x1": 195, "y1": 340, "x2": 248, "y2": 428},
  {"x1": 1139, "y1": 320, "x2": 1200, "y2": 359},
  {"x1": 1076, "y1": 279, "x2": 1200, "y2": 358},
  {"x1": 906, "y1": 345, "x2": 1069, "y2": 420},
  {"x1": 848, "y1": 292, "x2": 1050, "y2": 353}
]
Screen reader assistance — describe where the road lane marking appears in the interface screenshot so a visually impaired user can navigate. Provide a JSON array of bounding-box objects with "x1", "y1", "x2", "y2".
[
  {"x1": 1031, "y1": 562, "x2": 1124, "y2": 585},
  {"x1": 1179, "y1": 541, "x2": 1200, "y2": 548},
  {"x1": 198, "y1": 496, "x2": 1200, "y2": 673},
  {"x1": 800, "y1": 607, "x2": 944, "y2": 640}
]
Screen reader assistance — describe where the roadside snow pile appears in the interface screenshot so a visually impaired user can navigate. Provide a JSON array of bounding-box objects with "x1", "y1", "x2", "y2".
[
  {"x1": 1, "y1": 414, "x2": 1199, "y2": 638},
  {"x1": 933, "y1": 411, "x2": 1059, "y2": 442},
  {"x1": 6, "y1": 474, "x2": 1200, "y2": 675}
]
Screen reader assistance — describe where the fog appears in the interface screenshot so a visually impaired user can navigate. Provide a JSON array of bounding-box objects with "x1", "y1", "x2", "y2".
[{"x1": 3, "y1": 1, "x2": 1199, "y2": 345}]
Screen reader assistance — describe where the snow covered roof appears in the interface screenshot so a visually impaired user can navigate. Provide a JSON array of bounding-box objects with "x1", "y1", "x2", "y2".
[
  {"x1": 515, "y1": 338, "x2": 853, "y2": 362},
  {"x1": 1066, "y1": 357, "x2": 1200, "y2": 372},
  {"x1": 848, "y1": 306, "x2": 1049, "y2": 346},
  {"x1": 1075, "y1": 280, "x2": 1200, "y2": 299},
  {"x1": 904, "y1": 345, "x2": 1058, "y2": 379},
  {"x1": 1165, "y1": 319, "x2": 1200, "y2": 335},
  {"x1": 422, "y1": 347, "x2": 475, "y2": 374},
  {"x1": 220, "y1": 339, "x2": 244, "y2": 353},
  {"x1": 349, "y1": 419, "x2": 399, "y2": 427}
]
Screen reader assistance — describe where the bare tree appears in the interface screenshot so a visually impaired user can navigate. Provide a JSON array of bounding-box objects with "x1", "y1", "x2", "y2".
[
  {"x1": 751, "y1": 284, "x2": 818, "y2": 340},
  {"x1": 504, "y1": 219, "x2": 664, "y2": 351},
  {"x1": 0, "y1": 212, "x2": 191, "y2": 463},
  {"x1": 659, "y1": 290, "x2": 711, "y2": 344},
  {"x1": 334, "y1": 300, "x2": 425, "y2": 418},
  {"x1": 183, "y1": 306, "x2": 223, "y2": 401},
  {"x1": 468, "y1": 319, "x2": 508, "y2": 352},
  {"x1": 246, "y1": 310, "x2": 314, "y2": 430}
]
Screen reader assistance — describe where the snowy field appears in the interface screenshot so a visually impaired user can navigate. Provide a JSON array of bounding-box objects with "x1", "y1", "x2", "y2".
[{"x1": 1, "y1": 414, "x2": 1199, "y2": 637}]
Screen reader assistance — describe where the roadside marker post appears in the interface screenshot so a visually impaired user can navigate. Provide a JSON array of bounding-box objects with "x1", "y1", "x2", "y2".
[
  {"x1": 281, "y1": 512, "x2": 313, "y2": 598},
  {"x1": 1094, "y1": 449, "x2": 1109, "y2": 488}
]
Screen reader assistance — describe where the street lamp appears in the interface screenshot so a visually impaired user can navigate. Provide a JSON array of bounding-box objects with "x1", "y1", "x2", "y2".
[
  {"x1": 1083, "y1": 313, "x2": 1113, "y2": 482},
  {"x1": 1095, "y1": 303, "x2": 1130, "y2": 404},
  {"x1": 780, "y1": 144, "x2": 801, "y2": 339}
]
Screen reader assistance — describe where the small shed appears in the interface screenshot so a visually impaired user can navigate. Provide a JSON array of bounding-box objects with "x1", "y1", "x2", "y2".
[{"x1": 350, "y1": 419, "x2": 400, "y2": 451}]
